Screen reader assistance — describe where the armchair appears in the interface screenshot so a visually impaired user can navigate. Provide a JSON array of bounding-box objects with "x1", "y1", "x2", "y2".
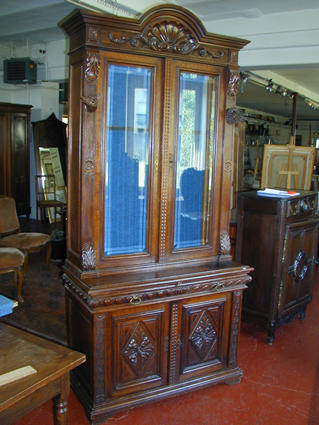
[
  {"x1": 0, "y1": 196, "x2": 51, "y2": 274},
  {"x1": 0, "y1": 247, "x2": 25, "y2": 303}
]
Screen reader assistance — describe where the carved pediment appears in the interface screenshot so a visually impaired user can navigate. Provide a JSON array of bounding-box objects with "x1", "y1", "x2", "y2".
[{"x1": 108, "y1": 19, "x2": 225, "y2": 59}]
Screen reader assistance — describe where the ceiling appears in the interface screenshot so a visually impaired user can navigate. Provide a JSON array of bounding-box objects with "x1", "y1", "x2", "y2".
[{"x1": 0, "y1": 0, "x2": 318, "y2": 122}]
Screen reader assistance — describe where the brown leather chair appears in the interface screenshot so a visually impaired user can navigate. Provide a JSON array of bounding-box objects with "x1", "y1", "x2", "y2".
[
  {"x1": 0, "y1": 196, "x2": 51, "y2": 274},
  {"x1": 0, "y1": 247, "x2": 25, "y2": 303}
]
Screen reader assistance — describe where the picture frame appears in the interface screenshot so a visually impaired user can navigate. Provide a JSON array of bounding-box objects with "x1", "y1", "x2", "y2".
[{"x1": 261, "y1": 144, "x2": 315, "y2": 190}]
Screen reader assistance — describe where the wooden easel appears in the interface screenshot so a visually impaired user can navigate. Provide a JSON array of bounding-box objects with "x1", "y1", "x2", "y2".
[
  {"x1": 277, "y1": 135, "x2": 299, "y2": 189},
  {"x1": 277, "y1": 93, "x2": 299, "y2": 189}
]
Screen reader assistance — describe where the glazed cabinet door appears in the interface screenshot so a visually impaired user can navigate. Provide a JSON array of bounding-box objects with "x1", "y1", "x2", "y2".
[
  {"x1": 91, "y1": 52, "x2": 163, "y2": 269},
  {"x1": 279, "y1": 219, "x2": 319, "y2": 316},
  {"x1": 162, "y1": 60, "x2": 226, "y2": 262},
  {"x1": 171, "y1": 293, "x2": 231, "y2": 384},
  {"x1": 108, "y1": 302, "x2": 170, "y2": 397}
]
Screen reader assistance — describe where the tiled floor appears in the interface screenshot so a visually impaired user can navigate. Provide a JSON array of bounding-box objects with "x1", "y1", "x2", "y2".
[{"x1": 12, "y1": 279, "x2": 319, "y2": 425}]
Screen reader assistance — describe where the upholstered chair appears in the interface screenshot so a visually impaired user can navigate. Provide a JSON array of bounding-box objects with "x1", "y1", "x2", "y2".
[
  {"x1": 0, "y1": 196, "x2": 51, "y2": 274},
  {"x1": 0, "y1": 247, "x2": 25, "y2": 302}
]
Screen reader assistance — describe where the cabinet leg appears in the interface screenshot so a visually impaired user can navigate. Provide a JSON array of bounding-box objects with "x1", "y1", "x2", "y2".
[
  {"x1": 225, "y1": 375, "x2": 242, "y2": 386},
  {"x1": 267, "y1": 322, "x2": 276, "y2": 345},
  {"x1": 299, "y1": 306, "x2": 307, "y2": 321}
]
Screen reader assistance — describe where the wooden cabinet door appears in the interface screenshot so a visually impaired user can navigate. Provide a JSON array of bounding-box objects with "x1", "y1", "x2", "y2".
[
  {"x1": 279, "y1": 220, "x2": 319, "y2": 316},
  {"x1": 11, "y1": 112, "x2": 30, "y2": 215},
  {"x1": 0, "y1": 111, "x2": 10, "y2": 195},
  {"x1": 176, "y1": 293, "x2": 231, "y2": 383},
  {"x1": 109, "y1": 303, "x2": 169, "y2": 397}
]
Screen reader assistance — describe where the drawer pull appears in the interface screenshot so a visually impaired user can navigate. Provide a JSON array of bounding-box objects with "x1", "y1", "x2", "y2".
[{"x1": 130, "y1": 295, "x2": 142, "y2": 305}]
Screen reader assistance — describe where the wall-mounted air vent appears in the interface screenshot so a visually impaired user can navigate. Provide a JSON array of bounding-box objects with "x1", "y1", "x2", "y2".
[{"x1": 3, "y1": 58, "x2": 37, "y2": 84}]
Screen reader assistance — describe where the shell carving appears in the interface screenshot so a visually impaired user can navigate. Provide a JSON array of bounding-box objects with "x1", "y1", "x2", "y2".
[{"x1": 142, "y1": 22, "x2": 198, "y2": 54}]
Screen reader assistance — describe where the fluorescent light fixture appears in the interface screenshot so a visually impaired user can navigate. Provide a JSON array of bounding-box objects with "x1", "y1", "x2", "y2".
[{"x1": 66, "y1": 0, "x2": 138, "y2": 16}]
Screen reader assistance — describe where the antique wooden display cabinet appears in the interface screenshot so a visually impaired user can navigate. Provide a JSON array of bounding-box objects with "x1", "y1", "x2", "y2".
[
  {"x1": 61, "y1": 5, "x2": 252, "y2": 424},
  {"x1": 236, "y1": 190, "x2": 319, "y2": 344}
]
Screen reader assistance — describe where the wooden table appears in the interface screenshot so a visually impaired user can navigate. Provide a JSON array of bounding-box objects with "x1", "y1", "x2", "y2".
[{"x1": 0, "y1": 323, "x2": 85, "y2": 425}]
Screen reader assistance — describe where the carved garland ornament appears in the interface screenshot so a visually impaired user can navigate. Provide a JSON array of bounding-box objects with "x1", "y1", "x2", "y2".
[
  {"x1": 84, "y1": 53, "x2": 100, "y2": 81},
  {"x1": 227, "y1": 72, "x2": 241, "y2": 96},
  {"x1": 108, "y1": 21, "x2": 224, "y2": 59},
  {"x1": 81, "y1": 242, "x2": 96, "y2": 270}
]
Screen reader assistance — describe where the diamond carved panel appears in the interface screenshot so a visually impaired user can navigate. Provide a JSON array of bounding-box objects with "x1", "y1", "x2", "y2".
[
  {"x1": 190, "y1": 311, "x2": 217, "y2": 360},
  {"x1": 122, "y1": 322, "x2": 155, "y2": 374}
]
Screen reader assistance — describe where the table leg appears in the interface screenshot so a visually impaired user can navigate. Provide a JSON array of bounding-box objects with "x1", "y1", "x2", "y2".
[{"x1": 53, "y1": 373, "x2": 70, "y2": 425}]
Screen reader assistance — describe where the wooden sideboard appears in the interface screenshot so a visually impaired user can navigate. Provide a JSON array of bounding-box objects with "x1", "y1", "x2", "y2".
[{"x1": 236, "y1": 190, "x2": 319, "y2": 344}]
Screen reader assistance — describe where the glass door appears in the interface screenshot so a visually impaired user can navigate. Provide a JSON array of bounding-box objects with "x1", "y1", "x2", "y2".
[
  {"x1": 167, "y1": 61, "x2": 224, "y2": 260},
  {"x1": 101, "y1": 53, "x2": 162, "y2": 265},
  {"x1": 174, "y1": 71, "x2": 216, "y2": 249}
]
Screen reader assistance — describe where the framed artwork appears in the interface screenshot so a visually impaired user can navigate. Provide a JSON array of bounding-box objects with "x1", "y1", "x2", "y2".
[{"x1": 261, "y1": 144, "x2": 315, "y2": 190}]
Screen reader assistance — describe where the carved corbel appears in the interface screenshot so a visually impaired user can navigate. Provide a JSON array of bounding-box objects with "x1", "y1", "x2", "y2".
[
  {"x1": 226, "y1": 107, "x2": 244, "y2": 124},
  {"x1": 81, "y1": 95, "x2": 99, "y2": 111}
]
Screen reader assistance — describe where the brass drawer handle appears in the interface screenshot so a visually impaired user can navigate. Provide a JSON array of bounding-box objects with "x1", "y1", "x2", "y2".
[{"x1": 130, "y1": 295, "x2": 142, "y2": 305}]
